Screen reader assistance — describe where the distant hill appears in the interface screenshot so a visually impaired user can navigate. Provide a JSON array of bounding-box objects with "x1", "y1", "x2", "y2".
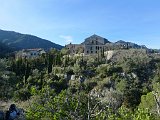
[
  {"x1": 115, "y1": 40, "x2": 147, "y2": 49},
  {"x1": 0, "y1": 29, "x2": 63, "y2": 50}
]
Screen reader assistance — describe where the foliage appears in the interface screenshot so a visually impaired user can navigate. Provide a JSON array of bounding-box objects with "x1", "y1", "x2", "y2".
[{"x1": 0, "y1": 49, "x2": 160, "y2": 119}]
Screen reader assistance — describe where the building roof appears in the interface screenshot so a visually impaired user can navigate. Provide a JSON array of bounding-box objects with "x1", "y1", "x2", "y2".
[{"x1": 82, "y1": 34, "x2": 111, "y2": 45}]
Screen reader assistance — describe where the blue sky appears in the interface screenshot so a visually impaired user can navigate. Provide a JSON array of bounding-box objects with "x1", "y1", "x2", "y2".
[{"x1": 0, "y1": 0, "x2": 160, "y2": 48}]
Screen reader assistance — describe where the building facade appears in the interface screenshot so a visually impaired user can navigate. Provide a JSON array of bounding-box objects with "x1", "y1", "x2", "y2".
[
  {"x1": 66, "y1": 34, "x2": 129, "y2": 55},
  {"x1": 16, "y1": 48, "x2": 46, "y2": 59}
]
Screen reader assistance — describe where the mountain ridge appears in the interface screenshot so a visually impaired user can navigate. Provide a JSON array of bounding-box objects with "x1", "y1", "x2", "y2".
[
  {"x1": 0, "y1": 29, "x2": 63, "y2": 50},
  {"x1": 115, "y1": 40, "x2": 147, "y2": 49}
]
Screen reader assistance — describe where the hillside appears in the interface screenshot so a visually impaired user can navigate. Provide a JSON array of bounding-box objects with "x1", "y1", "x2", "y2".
[
  {"x1": 115, "y1": 40, "x2": 147, "y2": 49},
  {"x1": 0, "y1": 48, "x2": 159, "y2": 119},
  {"x1": 0, "y1": 42, "x2": 12, "y2": 57},
  {"x1": 0, "y1": 29, "x2": 63, "y2": 50}
]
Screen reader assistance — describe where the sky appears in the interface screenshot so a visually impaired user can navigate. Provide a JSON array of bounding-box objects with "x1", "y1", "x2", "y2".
[{"x1": 0, "y1": 0, "x2": 160, "y2": 49}]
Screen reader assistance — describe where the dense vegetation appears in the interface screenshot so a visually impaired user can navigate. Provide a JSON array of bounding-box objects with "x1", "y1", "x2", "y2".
[
  {"x1": 0, "y1": 29, "x2": 63, "y2": 50},
  {"x1": 0, "y1": 48, "x2": 160, "y2": 120},
  {"x1": 0, "y1": 42, "x2": 13, "y2": 58}
]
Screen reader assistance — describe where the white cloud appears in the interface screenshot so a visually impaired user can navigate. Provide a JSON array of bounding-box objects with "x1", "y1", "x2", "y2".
[{"x1": 59, "y1": 35, "x2": 73, "y2": 43}]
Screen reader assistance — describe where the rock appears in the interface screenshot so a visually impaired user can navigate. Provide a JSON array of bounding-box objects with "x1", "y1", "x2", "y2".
[
  {"x1": 131, "y1": 73, "x2": 137, "y2": 79},
  {"x1": 104, "y1": 50, "x2": 114, "y2": 60},
  {"x1": 71, "y1": 75, "x2": 76, "y2": 80}
]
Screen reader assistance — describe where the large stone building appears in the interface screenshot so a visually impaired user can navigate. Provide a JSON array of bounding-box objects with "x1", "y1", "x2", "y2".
[
  {"x1": 82, "y1": 34, "x2": 111, "y2": 54},
  {"x1": 65, "y1": 34, "x2": 130, "y2": 55}
]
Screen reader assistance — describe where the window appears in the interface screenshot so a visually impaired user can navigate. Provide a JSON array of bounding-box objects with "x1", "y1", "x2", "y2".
[
  {"x1": 87, "y1": 51, "x2": 89, "y2": 53},
  {"x1": 91, "y1": 51, "x2": 93, "y2": 53},
  {"x1": 92, "y1": 41, "x2": 94, "y2": 44},
  {"x1": 90, "y1": 47, "x2": 92, "y2": 50}
]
